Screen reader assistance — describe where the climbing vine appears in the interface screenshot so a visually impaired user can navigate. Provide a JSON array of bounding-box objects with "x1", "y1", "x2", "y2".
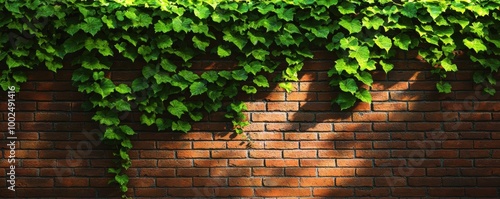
[{"x1": 1, "y1": 0, "x2": 500, "y2": 197}]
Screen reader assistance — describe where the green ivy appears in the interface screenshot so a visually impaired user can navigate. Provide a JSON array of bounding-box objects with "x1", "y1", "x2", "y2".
[{"x1": 1, "y1": 0, "x2": 500, "y2": 197}]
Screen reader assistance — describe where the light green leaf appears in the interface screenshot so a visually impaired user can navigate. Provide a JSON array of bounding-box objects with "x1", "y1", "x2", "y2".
[
  {"x1": 463, "y1": 38, "x2": 487, "y2": 53},
  {"x1": 104, "y1": 128, "x2": 121, "y2": 140},
  {"x1": 440, "y1": 58, "x2": 458, "y2": 72},
  {"x1": 168, "y1": 100, "x2": 188, "y2": 118},
  {"x1": 279, "y1": 82, "x2": 294, "y2": 93},
  {"x1": 380, "y1": 60, "x2": 394, "y2": 74},
  {"x1": 116, "y1": 84, "x2": 131, "y2": 94},
  {"x1": 192, "y1": 35, "x2": 210, "y2": 51},
  {"x1": 114, "y1": 99, "x2": 131, "y2": 111},
  {"x1": 190, "y1": 81, "x2": 208, "y2": 96},
  {"x1": 436, "y1": 81, "x2": 452, "y2": 93},
  {"x1": 178, "y1": 70, "x2": 199, "y2": 82},
  {"x1": 232, "y1": 70, "x2": 248, "y2": 81},
  {"x1": 253, "y1": 75, "x2": 269, "y2": 87},
  {"x1": 119, "y1": 125, "x2": 135, "y2": 136},
  {"x1": 335, "y1": 58, "x2": 358, "y2": 74},
  {"x1": 339, "y1": 17, "x2": 362, "y2": 34},
  {"x1": 355, "y1": 71, "x2": 373, "y2": 86},
  {"x1": 172, "y1": 120, "x2": 191, "y2": 133},
  {"x1": 201, "y1": 71, "x2": 218, "y2": 83},
  {"x1": 349, "y1": 46, "x2": 370, "y2": 64},
  {"x1": 374, "y1": 35, "x2": 392, "y2": 52},
  {"x1": 92, "y1": 111, "x2": 120, "y2": 126},
  {"x1": 251, "y1": 49, "x2": 269, "y2": 61},
  {"x1": 242, "y1": 85, "x2": 257, "y2": 94},
  {"x1": 208, "y1": 90, "x2": 222, "y2": 101},
  {"x1": 339, "y1": 78, "x2": 358, "y2": 94},
  {"x1": 94, "y1": 79, "x2": 115, "y2": 98},
  {"x1": 223, "y1": 30, "x2": 247, "y2": 50},
  {"x1": 393, "y1": 33, "x2": 411, "y2": 50},
  {"x1": 194, "y1": 6, "x2": 211, "y2": 19},
  {"x1": 160, "y1": 59, "x2": 176, "y2": 72},
  {"x1": 355, "y1": 89, "x2": 372, "y2": 103},
  {"x1": 338, "y1": 1, "x2": 356, "y2": 14},
  {"x1": 217, "y1": 45, "x2": 231, "y2": 57},
  {"x1": 12, "y1": 71, "x2": 27, "y2": 83}
]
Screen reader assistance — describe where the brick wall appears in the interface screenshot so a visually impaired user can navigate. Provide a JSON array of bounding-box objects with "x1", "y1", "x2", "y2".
[{"x1": 1, "y1": 51, "x2": 500, "y2": 198}]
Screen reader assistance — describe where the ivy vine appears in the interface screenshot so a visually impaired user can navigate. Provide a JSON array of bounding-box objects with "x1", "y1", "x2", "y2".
[{"x1": 1, "y1": 0, "x2": 499, "y2": 197}]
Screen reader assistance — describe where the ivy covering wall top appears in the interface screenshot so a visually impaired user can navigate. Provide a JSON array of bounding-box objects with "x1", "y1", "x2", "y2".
[{"x1": 1, "y1": 0, "x2": 500, "y2": 197}]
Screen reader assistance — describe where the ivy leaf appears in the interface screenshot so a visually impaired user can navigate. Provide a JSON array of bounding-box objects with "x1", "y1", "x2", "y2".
[
  {"x1": 168, "y1": 100, "x2": 188, "y2": 118},
  {"x1": 440, "y1": 58, "x2": 458, "y2": 72},
  {"x1": 339, "y1": 17, "x2": 362, "y2": 34},
  {"x1": 223, "y1": 30, "x2": 247, "y2": 50},
  {"x1": 189, "y1": 112, "x2": 204, "y2": 121},
  {"x1": 72, "y1": 68, "x2": 91, "y2": 82},
  {"x1": 374, "y1": 35, "x2": 392, "y2": 52},
  {"x1": 94, "y1": 79, "x2": 115, "y2": 98},
  {"x1": 232, "y1": 70, "x2": 248, "y2": 81},
  {"x1": 194, "y1": 6, "x2": 211, "y2": 19},
  {"x1": 142, "y1": 65, "x2": 158, "y2": 78},
  {"x1": 121, "y1": 139, "x2": 132, "y2": 149},
  {"x1": 82, "y1": 57, "x2": 109, "y2": 70},
  {"x1": 81, "y1": 17, "x2": 103, "y2": 36},
  {"x1": 338, "y1": 1, "x2": 356, "y2": 14},
  {"x1": 217, "y1": 45, "x2": 231, "y2": 57},
  {"x1": 362, "y1": 17, "x2": 384, "y2": 30},
  {"x1": 201, "y1": 71, "x2": 218, "y2": 83},
  {"x1": 114, "y1": 99, "x2": 131, "y2": 111},
  {"x1": 473, "y1": 72, "x2": 485, "y2": 84},
  {"x1": 208, "y1": 90, "x2": 222, "y2": 101},
  {"x1": 354, "y1": 71, "x2": 373, "y2": 86},
  {"x1": 192, "y1": 35, "x2": 210, "y2": 51},
  {"x1": 172, "y1": 120, "x2": 191, "y2": 133},
  {"x1": 178, "y1": 70, "x2": 199, "y2": 82},
  {"x1": 104, "y1": 128, "x2": 121, "y2": 140},
  {"x1": 335, "y1": 58, "x2": 358, "y2": 74},
  {"x1": 242, "y1": 85, "x2": 257, "y2": 94},
  {"x1": 140, "y1": 113, "x2": 156, "y2": 126},
  {"x1": 160, "y1": 59, "x2": 177, "y2": 72},
  {"x1": 436, "y1": 81, "x2": 452, "y2": 93},
  {"x1": 335, "y1": 92, "x2": 357, "y2": 110},
  {"x1": 463, "y1": 38, "x2": 487, "y2": 53},
  {"x1": 92, "y1": 111, "x2": 120, "y2": 126},
  {"x1": 339, "y1": 78, "x2": 358, "y2": 94},
  {"x1": 131, "y1": 78, "x2": 149, "y2": 92},
  {"x1": 251, "y1": 49, "x2": 269, "y2": 61},
  {"x1": 355, "y1": 89, "x2": 372, "y2": 103},
  {"x1": 484, "y1": 87, "x2": 496, "y2": 95},
  {"x1": 116, "y1": 84, "x2": 131, "y2": 94},
  {"x1": 279, "y1": 82, "x2": 294, "y2": 93},
  {"x1": 380, "y1": 60, "x2": 394, "y2": 74},
  {"x1": 393, "y1": 33, "x2": 411, "y2": 50},
  {"x1": 243, "y1": 61, "x2": 262, "y2": 75},
  {"x1": 349, "y1": 46, "x2": 370, "y2": 64},
  {"x1": 12, "y1": 71, "x2": 27, "y2": 83},
  {"x1": 119, "y1": 125, "x2": 135, "y2": 136},
  {"x1": 253, "y1": 75, "x2": 269, "y2": 87},
  {"x1": 190, "y1": 81, "x2": 208, "y2": 96},
  {"x1": 401, "y1": 2, "x2": 418, "y2": 18},
  {"x1": 427, "y1": 4, "x2": 444, "y2": 19}
]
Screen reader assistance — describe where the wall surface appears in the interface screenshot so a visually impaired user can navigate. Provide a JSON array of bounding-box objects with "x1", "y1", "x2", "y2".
[{"x1": 1, "y1": 51, "x2": 500, "y2": 198}]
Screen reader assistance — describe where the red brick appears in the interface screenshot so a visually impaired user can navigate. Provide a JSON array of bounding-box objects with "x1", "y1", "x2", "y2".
[
  {"x1": 353, "y1": 112, "x2": 387, "y2": 121},
  {"x1": 254, "y1": 188, "x2": 310, "y2": 197},
  {"x1": 313, "y1": 188, "x2": 354, "y2": 197},
  {"x1": 253, "y1": 168, "x2": 284, "y2": 176},
  {"x1": 211, "y1": 168, "x2": 251, "y2": 177},
  {"x1": 263, "y1": 159, "x2": 298, "y2": 167},
  {"x1": 177, "y1": 168, "x2": 209, "y2": 177},
  {"x1": 336, "y1": 177, "x2": 373, "y2": 186},
  {"x1": 157, "y1": 178, "x2": 192, "y2": 187},
  {"x1": 212, "y1": 150, "x2": 247, "y2": 158},
  {"x1": 228, "y1": 159, "x2": 263, "y2": 166},
  {"x1": 284, "y1": 133, "x2": 317, "y2": 140},
  {"x1": 228, "y1": 177, "x2": 262, "y2": 186},
  {"x1": 300, "y1": 123, "x2": 332, "y2": 131},
  {"x1": 442, "y1": 177, "x2": 476, "y2": 186},
  {"x1": 429, "y1": 188, "x2": 465, "y2": 196},
  {"x1": 474, "y1": 140, "x2": 500, "y2": 148},
  {"x1": 287, "y1": 92, "x2": 317, "y2": 101},
  {"x1": 388, "y1": 112, "x2": 423, "y2": 121},
  {"x1": 373, "y1": 102, "x2": 407, "y2": 111},
  {"x1": 266, "y1": 123, "x2": 300, "y2": 131},
  {"x1": 374, "y1": 141, "x2": 406, "y2": 149},
  {"x1": 265, "y1": 141, "x2": 298, "y2": 149},
  {"x1": 300, "y1": 159, "x2": 335, "y2": 167},
  {"x1": 375, "y1": 177, "x2": 407, "y2": 186},
  {"x1": 476, "y1": 159, "x2": 500, "y2": 167},
  {"x1": 158, "y1": 159, "x2": 192, "y2": 167},
  {"x1": 442, "y1": 140, "x2": 473, "y2": 148},
  {"x1": 253, "y1": 92, "x2": 285, "y2": 101},
  {"x1": 263, "y1": 177, "x2": 299, "y2": 186},
  {"x1": 337, "y1": 159, "x2": 372, "y2": 167},
  {"x1": 193, "y1": 141, "x2": 226, "y2": 149},
  {"x1": 246, "y1": 132, "x2": 283, "y2": 140},
  {"x1": 216, "y1": 188, "x2": 254, "y2": 197},
  {"x1": 267, "y1": 102, "x2": 299, "y2": 111},
  {"x1": 334, "y1": 123, "x2": 371, "y2": 131},
  {"x1": 474, "y1": 102, "x2": 500, "y2": 111},
  {"x1": 318, "y1": 168, "x2": 355, "y2": 176},
  {"x1": 245, "y1": 102, "x2": 266, "y2": 111},
  {"x1": 356, "y1": 168, "x2": 391, "y2": 177},
  {"x1": 193, "y1": 159, "x2": 227, "y2": 167},
  {"x1": 372, "y1": 81, "x2": 408, "y2": 90},
  {"x1": 355, "y1": 132, "x2": 390, "y2": 140},
  {"x1": 300, "y1": 141, "x2": 334, "y2": 149},
  {"x1": 300, "y1": 177, "x2": 334, "y2": 186},
  {"x1": 355, "y1": 150, "x2": 390, "y2": 158},
  {"x1": 283, "y1": 150, "x2": 316, "y2": 158},
  {"x1": 249, "y1": 150, "x2": 281, "y2": 158},
  {"x1": 318, "y1": 150, "x2": 354, "y2": 158},
  {"x1": 288, "y1": 112, "x2": 315, "y2": 121},
  {"x1": 299, "y1": 82, "x2": 330, "y2": 91},
  {"x1": 391, "y1": 187, "x2": 426, "y2": 196},
  {"x1": 318, "y1": 132, "x2": 354, "y2": 140},
  {"x1": 177, "y1": 150, "x2": 209, "y2": 158},
  {"x1": 285, "y1": 168, "x2": 317, "y2": 176},
  {"x1": 408, "y1": 177, "x2": 442, "y2": 186},
  {"x1": 335, "y1": 141, "x2": 372, "y2": 149},
  {"x1": 465, "y1": 188, "x2": 498, "y2": 197}
]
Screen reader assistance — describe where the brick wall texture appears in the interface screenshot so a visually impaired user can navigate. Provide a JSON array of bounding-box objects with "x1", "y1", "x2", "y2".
[{"x1": 1, "y1": 51, "x2": 500, "y2": 198}]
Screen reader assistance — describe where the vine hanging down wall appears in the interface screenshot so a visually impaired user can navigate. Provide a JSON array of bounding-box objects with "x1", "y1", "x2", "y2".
[{"x1": 1, "y1": 0, "x2": 500, "y2": 197}]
